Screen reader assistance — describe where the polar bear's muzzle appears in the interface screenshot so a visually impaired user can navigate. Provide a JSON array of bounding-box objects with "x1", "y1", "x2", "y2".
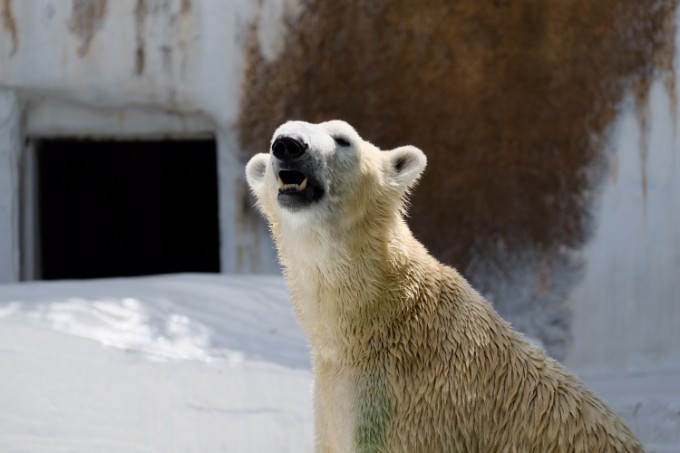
[{"x1": 271, "y1": 135, "x2": 325, "y2": 210}]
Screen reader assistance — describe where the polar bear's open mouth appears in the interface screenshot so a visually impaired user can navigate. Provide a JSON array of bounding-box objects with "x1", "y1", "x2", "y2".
[
  {"x1": 277, "y1": 170, "x2": 324, "y2": 209},
  {"x1": 278, "y1": 170, "x2": 308, "y2": 192}
]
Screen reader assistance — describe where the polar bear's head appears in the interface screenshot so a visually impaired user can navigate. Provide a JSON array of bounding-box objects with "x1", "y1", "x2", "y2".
[{"x1": 245, "y1": 120, "x2": 426, "y2": 232}]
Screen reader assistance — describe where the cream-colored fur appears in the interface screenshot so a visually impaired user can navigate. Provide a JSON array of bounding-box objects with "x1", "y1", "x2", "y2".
[{"x1": 246, "y1": 120, "x2": 643, "y2": 452}]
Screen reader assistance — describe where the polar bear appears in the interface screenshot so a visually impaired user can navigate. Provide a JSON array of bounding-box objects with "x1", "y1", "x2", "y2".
[{"x1": 245, "y1": 120, "x2": 643, "y2": 452}]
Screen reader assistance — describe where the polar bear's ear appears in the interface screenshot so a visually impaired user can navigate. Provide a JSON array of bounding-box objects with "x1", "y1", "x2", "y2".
[
  {"x1": 386, "y1": 145, "x2": 427, "y2": 190},
  {"x1": 245, "y1": 153, "x2": 270, "y2": 197}
]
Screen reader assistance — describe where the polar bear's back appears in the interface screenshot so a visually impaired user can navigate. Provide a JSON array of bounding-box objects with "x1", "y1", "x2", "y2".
[{"x1": 375, "y1": 264, "x2": 643, "y2": 452}]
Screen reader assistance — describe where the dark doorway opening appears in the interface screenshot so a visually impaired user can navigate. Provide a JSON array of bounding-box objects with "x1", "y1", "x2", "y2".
[{"x1": 37, "y1": 139, "x2": 220, "y2": 280}]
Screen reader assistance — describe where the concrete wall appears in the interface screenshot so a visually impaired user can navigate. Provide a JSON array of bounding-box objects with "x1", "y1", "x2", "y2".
[
  {"x1": 565, "y1": 80, "x2": 680, "y2": 374},
  {"x1": 0, "y1": 0, "x2": 290, "y2": 277},
  {"x1": 1, "y1": 0, "x2": 678, "y2": 374},
  {"x1": 0, "y1": 90, "x2": 21, "y2": 283}
]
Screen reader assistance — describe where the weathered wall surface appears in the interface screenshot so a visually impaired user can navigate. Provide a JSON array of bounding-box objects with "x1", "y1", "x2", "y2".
[
  {"x1": 566, "y1": 81, "x2": 680, "y2": 374},
  {"x1": 2, "y1": 0, "x2": 244, "y2": 122},
  {"x1": 1, "y1": 0, "x2": 679, "y2": 372},
  {"x1": 0, "y1": 0, "x2": 299, "y2": 275},
  {"x1": 239, "y1": 0, "x2": 679, "y2": 363},
  {"x1": 0, "y1": 90, "x2": 20, "y2": 283}
]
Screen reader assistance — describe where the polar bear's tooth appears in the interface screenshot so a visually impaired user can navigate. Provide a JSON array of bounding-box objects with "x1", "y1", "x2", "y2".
[
  {"x1": 299, "y1": 178, "x2": 308, "y2": 190},
  {"x1": 278, "y1": 177, "x2": 285, "y2": 189}
]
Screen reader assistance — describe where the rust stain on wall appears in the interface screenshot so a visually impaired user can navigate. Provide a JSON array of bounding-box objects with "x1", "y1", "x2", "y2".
[
  {"x1": 239, "y1": 0, "x2": 678, "y2": 358},
  {"x1": 1, "y1": 0, "x2": 18, "y2": 56},
  {"x1": 180, "y1": 0, "x2": 191, "y2": 16},
  {"x1": 178, "y1": 0, "x2": 193, "y2": 75},
  {"x1": 634, "y1": 77, "x2": 652, "y2": 205},
  {"x1": 659, "y1": 6, "x2": 679, "y2": 128},
  {"x1": 134, "y1": 0, "x2": 148, "y2": 75},
  {"x1": 69, "y1": 0, "x2": 108, "y2": 57}
]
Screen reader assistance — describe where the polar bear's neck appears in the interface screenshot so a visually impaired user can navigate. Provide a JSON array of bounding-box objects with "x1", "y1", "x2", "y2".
[{"x1": 275, "y1": 214, "x2": 436, "y2": 363}]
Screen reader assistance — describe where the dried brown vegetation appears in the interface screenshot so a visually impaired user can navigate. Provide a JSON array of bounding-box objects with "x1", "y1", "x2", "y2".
[{"x1": 238, "y1": 0, "x2": 677, "y2": 356}]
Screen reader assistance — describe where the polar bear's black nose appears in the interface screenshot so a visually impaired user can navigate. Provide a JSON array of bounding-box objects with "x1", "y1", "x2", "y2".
[{"x1": 272, "y1": 136, "x2": 307, "y2": 161}]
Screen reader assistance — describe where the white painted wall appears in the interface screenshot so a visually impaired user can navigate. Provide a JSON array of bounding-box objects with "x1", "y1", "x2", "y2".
[
  {"x1": 566, "y1": 78, "x2": 680, "y2": 371},
  {"x1": 0, "y1": 0, "x2": 295, "y2": 278},
  {"x1": 0, "y1": 90, "x2": 21, "y2": 283},
  {"x1": 2, "y1": 0, "x2": 246, "y2": 123}
]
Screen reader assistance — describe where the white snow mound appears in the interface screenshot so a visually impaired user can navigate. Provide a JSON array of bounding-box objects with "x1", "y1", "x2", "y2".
[{"x1": 0, "y1": 274, "x2": 677, "y2": 452}]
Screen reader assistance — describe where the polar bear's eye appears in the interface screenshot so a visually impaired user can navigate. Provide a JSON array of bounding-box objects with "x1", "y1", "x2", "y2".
[{"x1": 333, "y1": 136, "x2": 350, "y2": 147}]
